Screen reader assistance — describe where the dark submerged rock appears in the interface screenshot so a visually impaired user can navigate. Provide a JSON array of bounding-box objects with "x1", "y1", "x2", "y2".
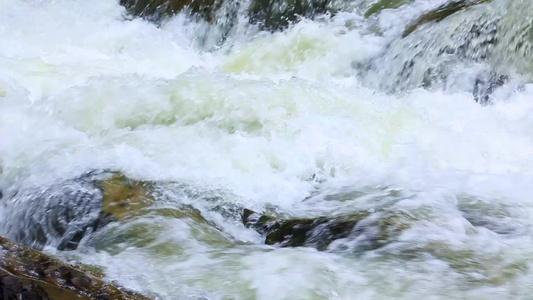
[
  {"x1": 248, "y1": 0, "x2": 331, "y2": 30},
  {"x1": 242, "y1": 209, "x2": 413, "y2": 251},
  {"x1": 0, "y1": 236, "x2": 151, "y2": 300},
  {"x1": 120, "y1": 0, "x2": 335, "y2": 30},
  {"x1": 120, "y1": 0, "x2": 219, "y2": 22},
  {"x1": 243, "y1": 208, "x2": 365, "y2": 250}
]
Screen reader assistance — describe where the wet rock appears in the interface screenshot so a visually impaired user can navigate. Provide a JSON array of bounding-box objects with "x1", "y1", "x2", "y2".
[
  {"x1": 0, "y1": 273, "x2": 51, "y2": 300},
  {"x1": 242, "y1": 209, "x2": 412, "y2": 251},
  {"x1": 120, "y1": 0, "x2": 219, "y2": 22},
  {"x1": 364, "y1": 0, "x2": 412, "y2": 18},
  {"x1": 1, "y1": 171, "x2": 208, "y2": 251},
  {"x1": 120, "y1": 0, "x2": 335, "y2": 30},
  {"x1": 403, "y1": 0, "x2": 493, "y2": 37},
  {"x1": 93, "y1": 172, "x2": 211, "y2": 227},
  {"x1": 363, "y1": 0, "x2": 533, "y2": 101},
  {"x1": 98, "y1": 172, "x2": 156, "y2": 221},
  {"x1": 248, "y1": 0, "x2": 331, "y2": 30},
  {"x1": 1, "y1": 175, "x2": 107, "y2": 251},
  {"x1": 0, "y1": 236, "x2": 151, "y2": 300},
  {"x1": 360, "y1": 0, "x2": 505, "y2": 99}
]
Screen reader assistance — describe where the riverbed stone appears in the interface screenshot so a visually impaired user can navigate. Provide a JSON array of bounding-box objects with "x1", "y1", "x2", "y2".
[
  {"x1": 0, "y1": 236, "x2": 152, "y2": 300},
  {"x1": 248, "y1": 0, "x2": 331, "y2": 30},
  {"x1": 120, "y1": 0, "x2": 219, "y2": 22},
  {"x1": 1, "y1": 171, "x2": 209, "y2": 251},
  {"x1": 243, "y1": 208, "x2": 412, "y2": 251},
  {"x1": 120, "y1": 0, "x2": 335, "y2": 30}
]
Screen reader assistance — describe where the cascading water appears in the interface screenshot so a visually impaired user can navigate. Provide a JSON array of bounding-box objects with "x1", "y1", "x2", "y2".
[{"x1": 1, "y1": 0, "x2": 533, "y2": 299}]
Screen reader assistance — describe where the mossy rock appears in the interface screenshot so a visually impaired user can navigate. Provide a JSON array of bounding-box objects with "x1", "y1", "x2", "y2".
[
  {"x1": 79, "y1": 172, "x2": 211, "y2": 251},
  {"x1": 0, "y1": 236, "x2": 151, "y2": 300},
  {"x1": 403, "y1": 0, "x2": 493, "y2": 37},
  {"x1": 98, "y1": 173, "x2": 155, "y2": 221},
  {"x1": 98, "y1": 172, "x2": 209, "y2": 223}
]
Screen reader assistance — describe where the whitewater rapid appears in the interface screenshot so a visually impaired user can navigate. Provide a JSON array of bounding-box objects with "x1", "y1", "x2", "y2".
[{"x1": 2, "y1": 0, "x2": 533, "y2": 299}]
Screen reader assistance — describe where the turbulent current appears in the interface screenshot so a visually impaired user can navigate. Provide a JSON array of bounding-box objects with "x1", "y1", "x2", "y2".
[{"x1": 1, "y1": 0, "x2": 533, "y2": 299}]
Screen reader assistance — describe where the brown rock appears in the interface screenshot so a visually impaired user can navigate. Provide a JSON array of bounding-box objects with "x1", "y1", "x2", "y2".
[{"x1": 0, "y1": 236, "x2": 152, "y2": 300}]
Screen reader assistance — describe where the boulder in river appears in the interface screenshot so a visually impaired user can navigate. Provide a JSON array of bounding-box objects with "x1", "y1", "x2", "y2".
[
  {"x1": 120, "y1": 0, "x2": 219, "y2": 22},
  {"x1": 242, "y1": 208, "x2": 368, "y2": 250},
  {"x1": 4, "y1": 171, "x2": 412, "y2": 255},
  {"x1": 242, "y1": 208, "x2": 413, "y2": 251},
  {"x1": 0, "y1": 236, "x2": 151, "y2": 300},
  {"x1": 247, "y1": 0, "x2": 331, "y2": 30},
  {"x1": 1, "y1": 171, "x2": 208, "y2": 251},
  {"x1": 359, "y1": 0, "x2": 516, "y2": 103},
  {"x1": 120, "y1": 0, "x2": 336, "y2": 30}
]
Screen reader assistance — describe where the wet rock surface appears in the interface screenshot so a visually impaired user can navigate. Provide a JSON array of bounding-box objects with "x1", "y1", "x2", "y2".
[
  {"x1": 120, "y1": 0, "x2": 336, "y2": 30},
  {"x1": 247, "y1": 0, "x2": 331, "y2": 30},
  {"x1": 242, "y1": 208, "x2": 413, "y2": 251},
  {"x1": 364, "y1": 0, "x2": 413, "y2": 18},
  {"x1": 2, "y1": 171, "x2": 416, "y2": 255},
  {"x1": 242, "y1": 208, "x2": 368, "y2": 250},
  {"x1": 359, "y1": 0, "x2": 516, "y2": 103},
  {"x1": 1, "y1": 175, "x2": 107, "y2": 251},
  {"x1": 359, "y1": 0, "x2": 533, "y2": 105},
  {"x1": 120, "y1": 0, "x2": 220, "y2": 22},
  {"x1": 0, "y1": 236, "x2": 151, "y2": 300},
  {"x1": 0, "y1": 171, "x2": 206, "y2": 251}
]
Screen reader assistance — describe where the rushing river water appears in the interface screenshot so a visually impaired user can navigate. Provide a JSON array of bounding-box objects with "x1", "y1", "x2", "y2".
[{"x1": 1, "y1": 0, "x2": 533, "y2": 299}]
